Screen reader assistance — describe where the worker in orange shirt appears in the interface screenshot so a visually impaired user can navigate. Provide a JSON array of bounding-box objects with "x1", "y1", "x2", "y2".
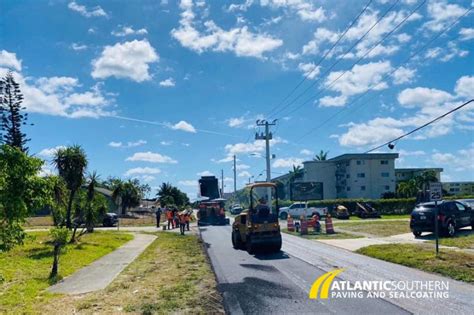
[
  {"x1": 166, "y1": 208, "x2": 174, "y2": 230},
  {"x1": 179, "y1": 211, "x2": 187, "y2": 235},
  {"x1": 185, "y1": 210, "x2": 191, "y2": 231}
]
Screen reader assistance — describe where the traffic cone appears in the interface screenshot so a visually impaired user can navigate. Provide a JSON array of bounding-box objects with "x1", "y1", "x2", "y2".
[
  {"x1": 300, "y1": 215, "x2": 308, "y2": 235},
  {"x1": 287, "y1": 215, "x2": 295, "y2": 232},
  {"x1": 325, "y1": 214, "x2": 335, "y2": 234}
]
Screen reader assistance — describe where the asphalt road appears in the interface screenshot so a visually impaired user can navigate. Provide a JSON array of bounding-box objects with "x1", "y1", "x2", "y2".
[{"x1": 200, "y1": 225, "x2": 473, "y2": 315}]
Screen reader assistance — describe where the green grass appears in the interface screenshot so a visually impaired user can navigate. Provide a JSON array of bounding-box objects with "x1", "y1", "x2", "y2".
[
  {"x1": 334, "y1": 220, "x2": 411, "y2": 237},
  {"x1": 282, "y1": 228, "x2": 362, "y2": 239},
  {"x1": 39, "y1": 232, "x2": 223, "y2": 314},
  {"x1": 428, "y1": 232, "x2": 474, "y2": 249},
  {"x1": 333, "y1": 214, "x2": 410, "y2": 221},
  {"x1": 0, "y1": 231, "x2": 133, "y2": 314},
  {"x1": 357, "y1": 243, "x2": 474, "y2": 283}
]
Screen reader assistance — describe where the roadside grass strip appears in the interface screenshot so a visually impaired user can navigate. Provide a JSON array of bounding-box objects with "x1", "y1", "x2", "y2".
[
  {"x1": 0, "y1": 231, "x2": 133, "y2": 313},
  {"x1": 39, "y1": 232, "x2": 224, "y2": 314},
  {"x1": 282, "y1": 228, "x2": 363, "y2": 240},
  {"x1": 356, "y1": 243, "x2": 474, "y2": 283},
  {"x1": 427, "y1": 232, "x2": 474, "y2": 249},
  {"x1": 333, "y1": 221, "x2": 411, "y2": 237}
]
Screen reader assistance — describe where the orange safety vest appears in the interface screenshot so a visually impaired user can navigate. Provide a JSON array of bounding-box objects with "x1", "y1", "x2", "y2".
[
  {"x1": 166, "y1": 211, "x2": 173, "y2": 220},
  {"x1": 185, "y1": 214, "x2": 190, "y2": 222},
  {"x1": 179, "y1": 214, "x2": 186, "y2": 224}
]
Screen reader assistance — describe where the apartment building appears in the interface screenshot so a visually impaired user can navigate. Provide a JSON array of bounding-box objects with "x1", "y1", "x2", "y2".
[{"x1": 442, "y1": 182, "x2": 474, "y2": 196}]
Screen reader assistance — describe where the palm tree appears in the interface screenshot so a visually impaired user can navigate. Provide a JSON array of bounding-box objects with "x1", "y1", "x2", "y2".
[
  {"x1": 112, "y1": 179, "x2": 141, "y2": 215},
  {"x1": 397, "y1": 179, "x2": 418, "y2": 198},
  {"x1": 53, "y1": 145, "x2": 87, "y2": 229},
  {"x1": 157, "y1": 183, "x2": 175, "y2": 207},
  {"x1": 415, "y1": 170, "x2": 438, "y2": 191},
  {"x1": 313, "y1": 150, "x2": 329, "y2": 161},
  {"x1": 84, "y1": 171, "x2": 100, "y2": 232},
  {"x1": 288, "y1": 165, "x2": 304, "y2": 182}
]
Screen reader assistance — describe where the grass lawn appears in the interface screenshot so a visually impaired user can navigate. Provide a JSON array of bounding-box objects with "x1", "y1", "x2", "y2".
[
  {"x1": 333, "y1": 214, "x2": 410, "y2": 221},
  {"x1": 39, "y1": 232, "x2": 224, "y2": 314},
  {"x1": 356, "y1": 243, "x2": 474, "y2": 283},
  {"x1": 428, "y1": 232, "x2": 474, "y2": 249},
  {"x1": 282, "y1": 228, "x2": 362, "y2": 240},
  {"x1": 0, "y1": 231, "x2": 133, "y2": 314},
  {"x1": 334, "y1": 220, "x2": 411, "y2": 237}
]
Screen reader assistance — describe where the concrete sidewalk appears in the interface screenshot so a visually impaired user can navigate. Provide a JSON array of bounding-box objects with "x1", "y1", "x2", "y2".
[{"x1": 48, "y1": 233, "x2": 156, "y2": 295}]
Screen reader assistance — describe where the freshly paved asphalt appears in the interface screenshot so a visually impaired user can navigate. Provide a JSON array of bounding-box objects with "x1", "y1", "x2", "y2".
[
  {"x1": 48, "y1": 233, "x2": 156, "y2": 294},
  {"x1": 200, "y1": 225, "x2": 474, "y2": 315}
]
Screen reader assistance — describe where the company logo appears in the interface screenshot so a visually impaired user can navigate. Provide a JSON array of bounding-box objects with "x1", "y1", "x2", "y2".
[
  {"x1": 309, "y1": 269, "x2": 344, "y2": 299},
  {"x1": 309, "y1": 269, "x2": 450, "y2": 300}
]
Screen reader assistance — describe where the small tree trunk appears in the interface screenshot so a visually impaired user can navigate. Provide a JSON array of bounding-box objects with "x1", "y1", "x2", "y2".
[
  {"x1": 66, "y1": 190, "x2": 75, "y2": 229},
  {"x1": 50, "y1": 244, "x2": 60, "y2": 278},
  {"x1": 69, "y1": 226, "x2": 78, "y2": 243}
]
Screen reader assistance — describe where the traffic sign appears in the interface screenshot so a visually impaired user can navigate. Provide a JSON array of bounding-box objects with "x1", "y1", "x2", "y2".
[{"x1": 429, "y1": 182, "x2": 443, "y2": 201}]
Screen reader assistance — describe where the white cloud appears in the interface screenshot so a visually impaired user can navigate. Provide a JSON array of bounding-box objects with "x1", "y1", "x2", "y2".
[
  {"x1": 70, "y1": 43, "x2": 87, "y2": 51},
  {"x1": 398, "y1": 149, "x2": 426, "y2": 157},
  {"x1": 224, "y1": 137, "x2": 286, "y2": 156},
  {"x1": 302, "y1": 28, "x2": 338, "y2": 55},
  {"x1": 91, "y1": 40, "x2": 159, "y2": 82},
  {"x1": 423, "y1": 1, "x2": 468, "y2": 32},
  {"x1": 112, "y1": 26, "x2": 148, "y2": 37},
  {"x1": 396, "y1": 33, "x2": 411, "y2": 43},
  {"x1": 339, "y1": 118, "x2": 405, "y2": 147},
  {"x1": 159, "y1": 77, "x2": 176, "y2": 87},
  {"x1": 170, "y1": 120, "x2": 196, "y2": 133},
  {"x1": 260, "y1": 0, "x2": 327, "y2": 22},
  {"x1": 319, "y1": 95, "x2": 347, "y2": 107},
  {"x1": 454, "y1": 75, "x2": 474, "y2": 99},
  {"x1": 179, "y1": 180, "x2": 197, "y2": 186},
  {"x1": 0, "y1": 50, "x2": 22, "y2": 71},
  {"x1": 36, "y1": 76, "x2": 79, "y2": 94},
  {"x1": 459, "y1": 28, "x2": 474, "y2": 41},
  {"x1": 238, "y1": 171, "x2": 252, "y2": 178},
  {"x1": 68, "y1": 1, "x2": 107, "y2": 18},
  {"x1": 392, "y1": 67, "x2": 416, "y2": 85},
  {"x1": 109, "y1": 140, "x2": 147, "y2": 148},
  {"x1": 227, "y1": 116, "x2": 246, "y2": 128},
  {"x1": 126, "y1": 151, "x2": 177, "y2": 163},
  {"x1": 236, "y1": 164, "x2": 250, "y2": 170},
  {"x1": 431, "y1": 145, "x2": 474, "y2": 172},
  {"x1": 38, "y1": 146, "x2": 65, "y2": 158},
  {"x1": 425, "y1": 42, "x2": 469, "y2": 62},
  {"x1": 124, "y1": 167, "x2": 161, "y2": 176},
  {"x1": 272, "y1": 157, "x2": 304, "y2": 168},
  {"x1": 397, "y1": 87, "x2": 454, "y2": 108},
  {"x1": 300, "y1": 149, "x2": 314, "y2": 156},
  {"x1": 171, "y1": 1, "x2": 282, "y2": 59},
  {"x1": 298, "y1": 62, "x2": 320, "y2": 79},
  {"x1": 197, "y1": 170, "x2": 214, "y2": 176},
  {"x1": 160, "y1": 141, "x2": 173, "y2": 146}
]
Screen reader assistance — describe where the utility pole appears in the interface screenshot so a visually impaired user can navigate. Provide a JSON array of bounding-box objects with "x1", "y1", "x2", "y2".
[
  {"x1": 233, "y1": 155, "x2": 237, "y2": 193},
  {"x1": 255, "y1": 119, "x2": 277, "y2": 201},
  {"x1": 221, "y1": 169, "x2": 224, "y2": 197}
]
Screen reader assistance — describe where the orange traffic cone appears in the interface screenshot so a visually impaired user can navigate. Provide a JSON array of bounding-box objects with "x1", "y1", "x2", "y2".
[
  {"x1": 287, "y1": 215, "x2": 295, "y2": 232},
  {"x1": 300, "y1": 215, "x2": 308, "y2": 235},
  {"x1": 325, "y1": 214, "x2": 335, "y2": 234}
]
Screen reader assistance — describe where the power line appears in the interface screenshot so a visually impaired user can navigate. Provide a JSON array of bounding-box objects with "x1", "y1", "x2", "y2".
[
  {"x1": 365, "y1": 99, "x2": 474, "y2": 153},
  {"x1": 278, "y1": 0, "x2": 424, "y2": 120},
  {"x1": 293, "y1": 5, "x2": 472, "y2": 143},
  {"x1": 265, "y1": 0, "x2": 374, "y2": 118},
  {"x1": 269, "y1": 0, "x2": 402, "y2": 119}
]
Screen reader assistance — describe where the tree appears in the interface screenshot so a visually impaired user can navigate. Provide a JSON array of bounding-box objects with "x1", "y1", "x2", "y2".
[
  {"x1": 157, "y1": 183, "x2": 189, "y2": 208},
  {"x1": 313, "y1": 150, "x2": 329, "y2": 161},
  {"x1": 0, "y1": 145, "x2": 51, "y2": 251},
  {"x1": 49, "y1": 227, "x2": 69, "y2": 279},
  {"x1": 48, "y1": 176, "x2": 67, "y2": 226},
  {"x1": 396, "y1": 179, "x2": 418, "y2": 198},
  {"x1": 112, "y1": 179, "x2": 141, "y2": 215},
  {"x1": 84, "y1": 171, "x2": 100, "y2": 233},
  {"x1": 0, "y1": 71, "x2": 30, "y2": 151},
  {"x1": 53, "y1": 145, "x2": 88, "y2": 229},
  {"x1": 288, "y1": 165, "x2": 304, "y2": 183}
]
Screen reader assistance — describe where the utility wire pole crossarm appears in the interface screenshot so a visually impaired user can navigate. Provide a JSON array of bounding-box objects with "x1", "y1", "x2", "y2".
[{"x1": 255, "y1": 119, "x2": 277, "y2": 201}]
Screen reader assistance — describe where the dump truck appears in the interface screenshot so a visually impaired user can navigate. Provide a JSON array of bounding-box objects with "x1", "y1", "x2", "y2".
[
  {"x1": 197, "y1": 176, "x2": 229, "y2": 226},
  {"x1": 232, "y1": 182, "x2": 282, "y2": 254}
]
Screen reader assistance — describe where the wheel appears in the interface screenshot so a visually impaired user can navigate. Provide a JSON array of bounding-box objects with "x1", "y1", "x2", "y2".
[
  {"x1": 279, "y1": 212, "x2": 288, "y2": 220},
  {"x1": 246, "y1": 235, "x2": 255, "y2": 254},
  {"x1": 413, "y1": 231, "x2": 422, "y2": 237},
  {"x1": 232, "y1": 230, "x2": 243, "y2": 249},
  {"x1": 446, "y1": 221, "x2": 456, "y2": 237},
  {"x1": 272, "y1": 236, "x2": 282, "y2": 253}
]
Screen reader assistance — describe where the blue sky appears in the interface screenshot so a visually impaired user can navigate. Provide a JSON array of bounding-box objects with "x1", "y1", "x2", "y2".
[{"x1": 1, "y1": 0, "x2": 473, "y2": 197}]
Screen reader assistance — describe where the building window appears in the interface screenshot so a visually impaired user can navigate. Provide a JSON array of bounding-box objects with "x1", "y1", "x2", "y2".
[
  {"x1": 346, "y1": 174, "x2": 350, "y2": 179},
  {"x1": 347, "y1": 187, "x2": 351, "y2": 191},
  {"x1": 357, "y1": 173, "x2": 365, "y2": 178},
  {"x1": 381, "y1": 160, "x2": 388, "y2": 165},
  {"x1": 361, "y1": 186, "x2": 366, "y2": 191},
  {"x1": 356, "y1": 160, "x2": 361, "y2": 165},
  {"x1": 385, "y1": 185, "x2": 390, "y2": 190},
  {"x1": 381, "y1": 172, "x2": 389, "y2": 177}
]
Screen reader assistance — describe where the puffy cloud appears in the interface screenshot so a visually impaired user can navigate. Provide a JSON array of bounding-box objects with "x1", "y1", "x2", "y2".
[
  {"x1": 70, "y1": 43, "x2": 87, "y2": 51},
  {"x1": 260, "y1": 0, "x2": 327, "y2": 22},
  {"x1": 170, "y1": 120, "x2": 196, "y2": 133},
  {"x1": 238, "y1": 171, "x2": 252, "y2": 177},
  {"x1": 319, "y1": 95, "x2": 347, "y2": 107},
  {"x1": 124, "y1": 167, "x2": 161, "y2": 176},
  {"x1": 423, "y1": 1, "x2": 468, "y2": 32},
  {"x1": 459, "y1": 28, "x2": 474, "y2": 41},
  {"x1": 236, "y1": 164, "x2": 250, "y2": 170},
  {"x1": 159, "y1": 77, "x2": 175, "y2": 87},
  {"x1": 91, "y1": 40, "x2": 159, "y2": 82},
  {"x1": 171, "y1": 1, "x2": 282, "y2": 59},
  {"x1": 272, "y1": 157, "x2": 304, "y2": 168},
  {"x1": 300, "y1": 149, "x2": 314, "y2": 156},
  {"x1": 227, "y1": 116, "x2": 246, "y2": 128},
  {"x1": 36, "y1": 76, "x2": 79, "y2": 94},
  {"x1": 197, "y1": 170, "x2": 214, "y2": 176},
  {"x1": 302, "y1": 28, "x2": 338, "y2": 55},
  {"x1": 0, "y1": 50, "x2": 22, "y2": 71},
  {"x1": 454, "y1": 75, "x2": 474, "y2": 99},
  {"x1": 37, "y1": 146, "x2": 65, "y2": 158},
  {"x1": 298, "y1": 62, "x2": 320, "y2": 79},
  {"x1": 424, "y1": 42, "x2": 469, "y2": 62},
  {"x1": 126, "y1": 151, "x2": 177, "y2": 163},
  {"x1": 112, "y1": 26, "x2": 148, "y2": 37},
  {"x1": 224, "y1": 137, "x2": 286, "y2": 155},
  {"x1": 109, "y1": 140, "x2": 147, "y2": 148},
  {"x1": 431, "y1": 145, "x2": 474, "y2": 172},
  {"x1": 397, "y1": 87, "x2": 454, "y2": 108},
  {"x1": 67, "y1": 1, "x2": 107, "y2": 18},
  {"x1": 392, "y1": 67, "x2": 416, "y2": 85},
  {"x1": 178, "y1": 180, "x2": 197, "y2": 186},
  {"x1": 338, "y1": 118, "x2": 405, "y2": 147}
]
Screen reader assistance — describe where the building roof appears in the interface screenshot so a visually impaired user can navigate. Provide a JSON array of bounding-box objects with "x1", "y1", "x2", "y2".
[
  {"x1": 304, "y1": 153, "x2": 399, "y2": 164},
  {"x1": 395, "y1": 168, "x2": 444, "y2": 172}
]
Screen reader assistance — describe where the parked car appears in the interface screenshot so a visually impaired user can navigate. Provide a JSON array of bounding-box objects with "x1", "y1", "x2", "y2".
[
  {"x1": 410, "y1": 200, "x2": 474, "y2": 237},
  {"x1": 278, "y1": 202, "x2": 326, "y2": 220},
  {"x1": 230, "y1": 204, "x2": 244, "y2": 215},
  {"x1": 102, "y1": 213, "x2": 119, "y2": 227}
]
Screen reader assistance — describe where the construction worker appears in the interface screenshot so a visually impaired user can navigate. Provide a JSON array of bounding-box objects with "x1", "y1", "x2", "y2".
[
  {"x1": 185, "y1": 210, "x2": 191, "y2": 231},
  {"x1": 166, "y1": 208, "x2": 174, "y2": 229},
  {"x1": 179, "y1": 211, "x2": 186, "y2": 235},
  {"x1": 155, "y1": 206, "x2": 162, "y2": 228}
]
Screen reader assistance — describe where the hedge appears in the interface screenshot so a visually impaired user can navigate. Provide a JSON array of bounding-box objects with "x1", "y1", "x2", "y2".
[{"x1": 277, "y1": 195, "x2": 474, "y2": 215}]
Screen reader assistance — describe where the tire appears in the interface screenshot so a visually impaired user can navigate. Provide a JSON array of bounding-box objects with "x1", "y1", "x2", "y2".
[
  {"x1": 232, "y1": 230, "x2": 243, "y2": 249},
  {"x1": 246, "y1": 235, "x2": 255, "y2": 254},
  {"x1": 446, "y1": 221, "x2": 456, "y2": 237},
  {"x1": 413, "y1": 231, "x2": 422, "y2": 237},
  {"x1": 272, "y1": 236, "x2": 282, "y2": 253},
  {"x1": 279, "y1": 212, "x2": 288, "y2": 220}
]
